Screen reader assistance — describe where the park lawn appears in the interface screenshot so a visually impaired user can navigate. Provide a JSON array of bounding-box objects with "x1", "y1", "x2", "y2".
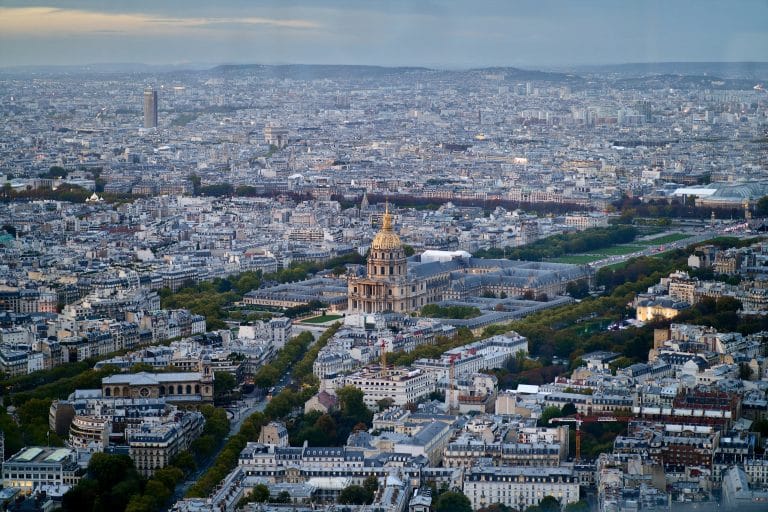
[
  {"x1": 548, "y1": 244, "x2": 645, "y2": 264},
  {"x1": 548, "y1": 254, "x2": 604, "y2": 264},
  {"x1": 302, "y1": 314, "x2": 343, "y2": 324},
  {"x1": 636, "y1": 233, "x2": 691, "y2": 246}
]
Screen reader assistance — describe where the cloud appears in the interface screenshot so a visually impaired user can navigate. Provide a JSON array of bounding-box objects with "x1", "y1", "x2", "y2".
[
  {"x1": 0, "y1": 7, "x2": 320, "y2": 37},
  {"x1": 0, "y1": 2, "x2": 765, "y2": 67}
]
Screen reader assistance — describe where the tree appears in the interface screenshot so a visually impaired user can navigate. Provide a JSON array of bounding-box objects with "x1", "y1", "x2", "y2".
[
  {"x1": 188, "y1": 173, "x2": 201, "y2": 195},
  {"x1": 214, "y1": 371, "x2": 237, "y2": 399},
  {"x1": 363, "y1": 475, "x2": 379, "y2": 497},
  {"x1": 756, "y1": 195, "x2": 768, "y2": 216},
  {"x1": 752, "y1": 418, "x2": 768, "y2": 438},
  {"x1": 314, "y1": 414, "x2": 338, "y2": 444},
  {"x1": 125, "y1": 495, "x2": 156, "y2": 512},
  {"x1": 535, "y1": 496, "x2": 561, "y2": 512},
  {"x1": 538, "y1": 406, "x2": 564, "y2": 426},
  {"x1": 740, "y1": 363, "x2": 752, "y2": 380},
  {"x1": 564, "y1": 500, "x2": 590, "y2": 512},
  {"x1": 478, "y1": 505, "x2": 516, "y2": 512},
  {"x1": 435, "y1": 491, "x2": 472, "y2": 512},
  {"x1": 421, "y1": 304, "x2": 482, "y2": 319},
  {"x1": 253, "y1": 364, "x2": 280, "y2": 388},
  {"x1": 566, "y1": 279, "x2": 590, "y2": 299},
  {"x1": 190, "y1": 434, "x2": 217, "y2": 458},
  {"x1": 251, "y1": 484, "x2": 270, "y2": 503},
  {"x1": 376, "y1": 397, "x2": 395, "y2": 411},
  {"x1": 63, "y1": 453, "x2": 142, "y2": 512},
  {"x1": 561, "y1": 403, "x2": 577, "y2": 416},
  {"x1": 43, "y1": 165, "x2": 67, "y2": 178},
  {"x1": 87, "y1": 453, "x2": 139, "y2": 492},
  {"x1": 274, "y1": 490, "x2": 291, "y2": 503},
  {"x1": 62, "y1": 478, "x2": 98, "y2": 512},
  {"x1": 144, "y1": 479, "x2": 172, "y2": 507},
  {"x1": 153, "y1": 466, "x2": 183, "y2": 490},
  {"x1": 338, "y1": 485, "x2": 372, "y2": 505},
  {"x1": 336, "y1": 386, "x2": 373, "y2": 426}
]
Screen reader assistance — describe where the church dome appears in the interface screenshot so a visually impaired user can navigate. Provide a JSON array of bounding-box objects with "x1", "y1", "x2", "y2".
[{"x1": 371, "y1": 207, "x2": 402, "y2": 251}]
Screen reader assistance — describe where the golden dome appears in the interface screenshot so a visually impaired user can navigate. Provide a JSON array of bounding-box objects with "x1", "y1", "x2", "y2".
[{"x1": 371, "y1": 205, "x2": 402, "y2": 251}]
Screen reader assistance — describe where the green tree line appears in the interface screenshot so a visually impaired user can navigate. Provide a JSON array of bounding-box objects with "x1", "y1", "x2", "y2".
[
  {"x1": 186, "y1": 323, "x2": 342, "y2": 498},
  {"x1": 420, "y1": 304, "x2": 482, "y2": 319},
  {"x1": 252, "y1": 331, "x2": 315, "y2": 389},
  {"x1": 474, "y1": 225, "x2": 638, "y2": 261},
  {"x1": 291, "y1": 322, "x2": 343, "y2": 387}
]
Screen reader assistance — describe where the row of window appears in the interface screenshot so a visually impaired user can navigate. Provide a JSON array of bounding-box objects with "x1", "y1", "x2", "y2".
[
  {"x1": 104, "y1": 384, "x2": 206, "y2": 397},
  {"x1": 370, "y1": 265, "x2": 403, "y2": 276},
  {"x1": 4, "y1": 473, "x2": 61, "y2": 480}
]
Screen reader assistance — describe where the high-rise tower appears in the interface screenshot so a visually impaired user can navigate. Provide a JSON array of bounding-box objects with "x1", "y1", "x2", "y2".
[{"x1": 143, "y1": 88, "x2": 158, "y2": 128}]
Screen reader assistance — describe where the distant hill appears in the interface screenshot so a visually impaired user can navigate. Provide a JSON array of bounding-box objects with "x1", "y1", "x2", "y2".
[
  {"x1": 572, "y1": 61, "x2": 768, "y2": 80},
  {"x1": 0, "y1": 62, "x2": 207, "y2": 75},
  {"x1": 609, "y1": 73, "x2": 761, "y2": 91},
  {"x1": 3, "y1": 61, "x2": 766, "y2": 83},
  {"x1": 203, "y1": 64, "x2": 584, "y2": 85},
  {"x1": 208, "y1": 64, "x2": 433, "y2": 80},
  {"x1": 469, "y1": 66, "x2": 583, "y2": 83}
]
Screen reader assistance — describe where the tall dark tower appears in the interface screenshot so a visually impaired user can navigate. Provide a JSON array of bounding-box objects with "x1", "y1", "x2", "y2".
[{"x1": 143, "y1": 88, "x2": 158, "y2": 128}]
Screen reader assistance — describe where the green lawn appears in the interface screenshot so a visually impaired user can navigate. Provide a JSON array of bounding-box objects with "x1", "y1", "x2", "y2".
[
  {"x1": 548, "y1": 254, "x2": 604, "y2": 264},
  {"x1": 637, "y1": 233, "x2": 691, "y2": 246},
  {"x1": 302, "y1": 314, "x2": 343, "y2": 324},
  {"x1": 548, "y1": 244, "x2": 644, "y2": 264}
]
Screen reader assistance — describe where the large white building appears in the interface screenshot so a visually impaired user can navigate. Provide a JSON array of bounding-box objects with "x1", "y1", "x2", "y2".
[
  {"x1": 338, "y1": 367, "x2": 435, "y2": 408},
  {"x1": 414, "y1": 332, "x2": 528, "y2": 381},
  {"x1": 2, "y1": 447, "x2": 83, "y2": 494},
  {"x1": 463, "y1": 466, "x2": 579, "y2": 511},
  {"x1": 238, "y1": 317, "x2": 292, "y2": 350}
]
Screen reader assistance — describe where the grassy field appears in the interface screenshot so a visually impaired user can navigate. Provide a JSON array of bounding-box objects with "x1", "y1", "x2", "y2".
[
  {"x1": 637, "y1": 233, "x2": 691, "y2": 246},
  {"x1": 548, "y1": 254, "x2": 604, "y2": 264},
  {"x1": 548, "y1": 244, "x2": 643, "y2": 264},
  {"x1": 302, "y1": 314, "x2": 343, "y2": 324},
  {"x1": 545, "y1": 234, "x2": 690, "y2": 266}
]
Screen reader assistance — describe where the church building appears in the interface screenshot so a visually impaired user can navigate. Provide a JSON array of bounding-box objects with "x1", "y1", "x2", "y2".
[
  {"x1": 347, "y1": 206, "x2": 426, "y2": 313},
  {"x1": 348, "y1": 205, "x2": 592, "y2": 315}
]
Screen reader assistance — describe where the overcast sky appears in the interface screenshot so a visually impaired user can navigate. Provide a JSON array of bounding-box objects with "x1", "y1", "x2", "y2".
[{"x1": 0, "y1": 0, "x2": 766, "y2": 68}]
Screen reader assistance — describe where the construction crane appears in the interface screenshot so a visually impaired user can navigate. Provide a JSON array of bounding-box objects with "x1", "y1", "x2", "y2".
[
  {"x1": 550, "y1": 414, "x2": 632, "y2": 461},
  {"x1": 446, "y1": 354, "x2": 460, "y2": 412},
  {"x1": 380, "y1": 339, "x2": 388, "y2": 377}
]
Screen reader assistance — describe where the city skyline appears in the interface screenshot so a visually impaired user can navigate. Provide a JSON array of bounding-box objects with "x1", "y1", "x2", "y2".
[
  {"x1": 0, "y1": 3, "x2": 767, "y2": 510},
  {"x1": 0, "y1": 0, "x2": 766, "y2": 68}
]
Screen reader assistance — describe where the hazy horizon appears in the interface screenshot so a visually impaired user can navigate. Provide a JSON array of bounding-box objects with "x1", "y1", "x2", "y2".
[
  {"x1": 2, "y1": 59, "x2": 768, "y2": 72},
  {"x1": 0, "y1": 0, "x2": 766, "y2": 69}
]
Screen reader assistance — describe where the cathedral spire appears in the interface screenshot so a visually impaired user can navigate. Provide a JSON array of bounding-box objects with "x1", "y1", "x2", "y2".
[
  {"x1": 371, "y1": 202, "x2": 401, "y2": 250},
  {"x1": 382, "y1": 202, "x2": 392, "y2": 231}
]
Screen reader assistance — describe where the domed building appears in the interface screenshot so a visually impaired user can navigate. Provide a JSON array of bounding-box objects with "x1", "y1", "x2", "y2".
[
  {"x1": 348, "y1": 206, "x2": 426, "y2": 313},
  {"x1": 348, "y1": 205, "x2": 593, "y2": 315}
]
